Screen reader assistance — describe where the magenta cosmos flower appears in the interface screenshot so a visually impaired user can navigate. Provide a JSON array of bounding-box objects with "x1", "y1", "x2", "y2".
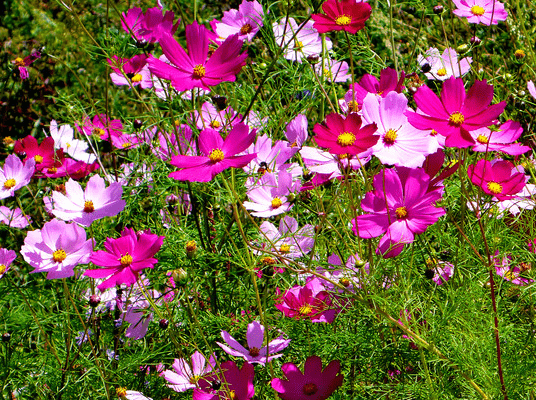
[
  {"x1": 51, "y1": 174, "x2": 126, "y2": 226},
  {"x1": 493, "y1": 252, "x2": 533, "y2": 286},
  {"x1": 452, "y1": 0, "x2": 507, "y2": 25},
  {"x1": 121, "y1": 7, "x2": 179, "y2": 43},
  {"x1": 108, "y1": 54, "x2": 153, "y2": 89},
  {"x1": 468, "y1": 159, "x2": 526, "y2": 201},
  {"x1": 217, "y1": 320, "x2": 291, "y2": 365},
  {"x1": 352, "y1": 168, "x2": 445, "y2": 258},
  {"x1": 468, "y1": 120, "x2": 530, "y2": 155},
  {"x1": 311, "y1": 0, "x2": 372, "y2": 34},
  {"x1": 21, "y1": 219, "x2": 93, "y2": 279},
  {"x1": 313, "y1": 113, "x2": 378, "y2": 156},
  {"x1": 169, "y1": 123, "x2": 257, "y2": 182},
  {"x1": 211, "y1": 0, "x2": 265, "y2": 42},
  {"x1": 0, "y1": 248, "x2": 17, "y2": 279},
  {"x1": 84, "y1": 228, "x2": 164, "y2": 291},
  {"x1": 0, "y1": 154, "x2": 35, "y2": 200},
  {"x1": 406, "y1": 77, "x2": 506, "y2": 148},
  {"x1": 161, "y1": 351, "x2": 217, "y2": 393},
  {"x1": 194, "y1": 361, "x2": 254, "y2": 400},
  {"x1": 13, "y1": 51, "x2": 41, "y2": 80},
  {"x1": 271, "y1": 356, "x2": 344, "y2": 400},
  {"x1": 148, "y1": 22, "x2": 248, "y2": 92},
  {"x1": 14, "y1": 135, "x2": 62, "y2": 173}
]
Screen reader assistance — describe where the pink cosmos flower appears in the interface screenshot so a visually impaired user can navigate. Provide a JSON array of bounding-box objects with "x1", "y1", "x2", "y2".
[
  {"x1": 468, "y1": 159, "x2": 526, "y2": 201},
  {"x1": 121, "y1": 7, "x2": 179, "y2": 43},
  {"x1": 12, "y1": 51, "x2": 41, "y2": 80},
  {"x1": 493, "y1": 252, "x2": 533, "y2": 286},
  {"x1": 161, "y1": 351, "x2": 217, "y2": 392},
  {"x1": 315, "y1": 253, "x2": 367, "y2": 293},
  {"x1": 151, "y1": 124, "x2": 196, "y2": 160},
  {"x1": 244, "y1": 170, "x2": 299, "y2": 217},
  {"x1": 193, "y1": 101, "x2": 236, "y2": 131},
  {"x1": 0, "y1": 155, "x2": 35, "y2": 200},
  {"x1": 193, "y1": 361, "x2": 254, "y2": 400},
  {"x1": 313, "y1": 113, "x2": 378, "y2": 156},
  {"x1": 77, "y1": 114, "x2": 124, "y2": 144},
  {"x1": 169, "y1": 123, "x2": 257, "y2": 182},
  {"x1": 452, "y1": 0, "x2": 507, "y2": 25},
  {"x1": 148, "y1": 22, "x2": 248, "y2": 92},
  {"x1": 425, "y1": 258, "x2": 454, "y2": 285},
  {"x1": 243, "y1": 134, "x2": 297, "y2": 175},
  {"x1": 50, "y1": 174, "x2": 126, "y2": 226},
  {"x1": 315, "y1": 58, "x2": 350, "y2": 83},
  {"x1": 256, "y1": 216, "x2": 315, "y2": 260},
  {"x1": 217, "y1": 320, "x2": 291, "y2": 365},
  {"x1": 352, "y1": 168, "x2": 445, "y2": 258},
  {"x1": 108, "y1": 55, "x2": 153, "y2": 89},
  {"x1": 0, "y1": 248, "x2": 17, "y2": 279},
  {"x1": 211, "y1": 0, "x2": 265, "y2": 42},
  {"x1": 49, "y1": 120, "x2": 96, "y2": 163},
  {"x1": 285, "y1": 114, "x2": 308, "y2": 148},
  {"x1": 273, "y1": 18, "x2": 332, "y2": 62},
  {"x1": 406, "y1": 77, "x2": 506, "y2": 148},
  {"x1": 300, "y1": 146, "x2": 370, "y2": 183},
  {"x1": 21, "y1": 219, "x2": 93, "y2": 279},
  {"x1": 469, "y1": 120, "x2": 530, "y2": 155},
  {"x1": 84, "y1": 228, "x2": 164, "y2": 291},
  {"x1": 0, "y1": 206, "x2": 32, "y2": 228},
  {"x1": 271, "y1": 356, "x2": 344, "y2": 400},
  {"x1": 528, "y1": 81, "x2": 536, "y2": 99},
  {"x1": 312, "y1": 0, "x2": 372, "y2": 34},
  {"x1": 418, "y1": 47, "x2": 472, "y2": 81},
  {"x1": 14, "y1": 135, "x2": 63, "y2": 173},
  {"x1": 492, "y1": 183, "x2": 536, "y2": 216}
]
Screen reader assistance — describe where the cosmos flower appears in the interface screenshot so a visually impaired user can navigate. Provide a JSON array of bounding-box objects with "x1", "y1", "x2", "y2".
[
  {"x1": 193, "y1": 101, "x2": 237, "y2": 131},
  {"x1": 0, "y1": 248, "x2": 17, "y2": 279},
  {"x1": 418, "y1": 47, "x2": 472, "y2": 81},
  {"x1": 271, "y1": 356, "x2": 344, "y2": 400},
  {"x1": 314, "y1": 58, "x2": 350, "y2": 83},
  {"x1": 211, "y1": 0, "x2": 265, "y2": 42},
  {"x1": 244, "y1": 170, "x2": 299, "y2": 218},
  {"x1": 193, "y1": 361, "x2": 255, "y2": 400},
  {"x1": 284, "y1": 114, "x2": 309, "y2": 148},
  {"x1": 217, "y1": 320, "x2": 291, "y2": 365},
  {"x1": 49, "y1": 120, "x2": 96, "y2": 163},
  {"x1": 242, "y1": 134, "x2": 297, "y2": 175},
  {"x1": 161, "y1": 351, "x2": 217, "y2": 392},
  {"x1": 121, "y1": 7, "x2": 179, "y2": 43},
  {"x1": 467, "y1": 159, "x2": 526, "y2": 201},
  {"x1": 0, "y1": 155, "x2": 35, "y2": 200},
  {"x1": 452, "y1": 0, "x2": 507, "y2": 25},
  {"x1": 311, "y1": 0, "x2": 372, "y2": 34},
  {"x1": 468, "y1": 120, "x2": 530, "y2": 155},
  {"x1": 424, "y1": 258, "x2": 454, "y2": 285},
  {"x1": 77, "y1": 114, "x2": 124, "y2": 144},
  {"x1": 273, "y1": 18, "x2": 331, "y2": 62},
  {"x1": 528, "y1": 81, "x2": 536, "y2": 99},
  {"x1": 0, "y1": 206, "x2": 32, "y2": 228},
  {"x1": 14, "y1": 135, "x2": 62, "y2": 173},
  {"x1": 12, "y1": 51, "x2": 41, "y2": 80},
  {"x1": 493, "y1": 252, "x2": 533, "y2": 286},
  {"x1": 256, "y1": 216, "x2": 315, "y2": 260},
  {"x1": 108, "y1": 54, "x2": 153, "y2": 89}
]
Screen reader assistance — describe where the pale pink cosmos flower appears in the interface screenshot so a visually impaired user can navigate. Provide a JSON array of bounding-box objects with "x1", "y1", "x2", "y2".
[
  {"x1": 452, "y1": 0, "x2": 507, "y2": 25},
  {"x1": 21, "y1": 219, "x2": 94, "y2": 279},
  {"x1": 492, "y1": 183, "x2": 536, "y2": 216},
  {"x1": 469, "y1": 120, "x2": 530, "y2": 155},
  {"x1": 161, "y1": 351, "x2": 217, "y2": 392},
  {"x1": 108, "y1": 54, "x2": 153, "y2": 89},
  {"x1": 315, "y1": 58, "x2": 350, "y2": 83},
  {"x1": 243, "y1": 134, "x2": 297, "y2": 175},
  {"x1": 273, "y1": 18, "x2": 332, "y2": 62},
  {"x1": 49, "y1": 120, "x2": 96, "y2": 163},
  {"x1": 255, "y1": 216, "x2": 315, "y2": 260},
  {"x1": 528, "y1": 81, "x2": 536, "y2": 99},
  {"x1": 0, "y1": 155, "x2": 35, "y2": 200},
  {"x1": 418, "y1": 47, "x2": 472, "y2": 81},
  {"x1": 0, "y1": 248, "x2": 17, "y2": 279},
  {"x1": 285, "y1": 114, "x2": 308, "y2": 148},
  {"x1": 211, "y1": 0, "x2": 265, "y2": 42},
  {"x1": 0, "y1": 206, "x2": 31, "y2": 228},
  {"x1": 217, "y1": 320, "x2": 291, "y2": 365},
  {"x1": 50, "y1": 174, "x2": 125, "y2": 226},
  {"x1": 493, "y1": 251, "x2": 533, "y2": 286},
  {"x1": 193, "y1": 101, "x2": 236, "y2": 131},
  {"x1": 300, "y1": 146, "x2": 370, "y2": 182}
]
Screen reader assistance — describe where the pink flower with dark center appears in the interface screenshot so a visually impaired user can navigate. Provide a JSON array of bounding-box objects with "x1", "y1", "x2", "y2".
[
  {"x1": 452, "y1": 0, "x2": 507, "y2": 25},
  {"x1": 418, "y1": 47, "x2": 472, "y2": 81},
  {"x1": 121, "y1": 7, "x2": 179, "y2": 43},
  {"x1": 271, "y1": 356, "x2": 344, "y2": 400},
  {"x1": 469, "y1": 120, "x2": 530, "y2": 155},
  {"x1": 352, "y1": 168, "x2": 445, "y2": 258},
  {"x1": 169, "y1": 123, "x2": 256, "y2": 182},
  {"x1": 406, "y1": 77, "x2": 506, "y2": 148},
  {"x1": 85, "y1": 228, "x2": 164, "y2": 291},
  {"x1": 217, "y1": 320, "x2": 291, "y2": 365},
  {"x1": 12, "y1": 51, "x2": 41, "y2": 80},
  {"x1": 161, "y1": 351, "x2": 217, "y2": 392},
  {"x1": 211, "y1": 0, "x2": 265, "y2": 42},
  {"x1": 311, "y1": 0, "x2": 372, "y2": 34},
  {"x1": 194, "y1": 361, "x2": 254, "y2": 400},
  {"x1": 0, "y1": 155, "x2": 35, "y2": 200},
  {"x1": 0, "y1": 248, "x2": 17, "y2": 279},
  {"x1": 21, "y1": 219, "x2": 94, "y2": 279},
  {"x1": 148, "y1": 22, "x2": 248, "y2": 92},
  {"x1": 108, "y1": 54, "x2": 153, "y2": 89},
  {"x1": 468, "y1": 159, "x2": 526, "y2": 200},
  {"x1": 0, "y1": 206, "x2": 32, "y2": 228},
  {"x1": 313, "y1": 113, "x2": 378, "y2": 156}
]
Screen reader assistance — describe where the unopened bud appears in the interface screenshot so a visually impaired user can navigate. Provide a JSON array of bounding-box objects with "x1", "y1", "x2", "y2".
[
  {"x1": 433, "y1": 4, "x2": 444, "y2": 13},
  {"x1": 355, "y1": 259, "x2": 366, "y2": 267},
  {"x1": 457, "y1": 44, "x2": 468, "y2": 52},
  {"x1": 159, "y1": 319, "x2": 169, "y2": 329},
  {"x1": 185, "y1": 240, "x2": 197, "y2": 258},
  {"x1": 133, "y1": 119, "x2": 143, "y2": 130},
  {"x1": 470, "y1": 36, "x2": 481, "y2": 45},
  {"x1": 515, "y1": 49, "x2": 526, "y2": 59},
  {"x1": 2, "y1": 332, "x2": 11, "y2": 342},
  {"x1": 172, "y1": 268, "x2": 188, "y2": 284},
  {"x1": 89, "y1": 294, "x2": 101, "y2": 308}
]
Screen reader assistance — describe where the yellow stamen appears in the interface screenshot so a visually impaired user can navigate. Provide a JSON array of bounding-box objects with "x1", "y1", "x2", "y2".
[
  {"x1": 449, "y1": 112, "x2": 465, "y2": 126},
  {"x1": 487, "y1": 181, "x2": 502, "y2": 194},
  {"x1": 210, "y1": 120, "x2": 221, "y2": 129},
  {"x1": 299, "y1": 304, "x2": 312, "y2": 315},
  {"x1": 279, "y1": 244, "x2": 291, "y2": 253},
  {"x1": 348, "y1": 100, "x2": 359, "y2": 112},
  {"x1": 209, "y1": 149, "x2": 224, "y2": 162},
  {"x1": 52, "y1": 249, "x2": 67, "y2": 263},
  {"x1": 383, "y1": 129, "x2": 398, "y2": 144},
  {"x1": 436, "y1": 68, "x2": 447, "y2": 76},
  {"x1": 0, "y1": 265, "x2": 7, "y2": 275},
  {"x1": 186, "y1": 240, "x2": 197, "y2": 252},
  {"x1": 131, "y1": 73, "x2": 143, "y2": 82},
  {"x1": 34, "y1": 155, "x2": 43, "y2": 164},
  {"x1": 470, "y1": 5, "x2": 485, "y2": 15},
  {"x1": 120, "y1": 254, "x2": 133, "y2": 267},
  {"x1": 395, "y1": 206, "x2": 408, "y2": 219},
  {"x1": 476, "y1": 135, "x2": 489, "y2": 144},
  {"x1": 14, "y1": 57, "x2": 25, "y2": 67},
  {"x1": 3, "y1": 179, "x2": 16, "y2": 189},
  {"x1": 430, "y1": 129, "x2": 438, "y2": 136},
  {"x1": 271, "y1": 198, "x2": 283, "y2": 208},
  {"x1": 93, "y1": 128, "x2": 106, "y2": 138},
  {"x1": 192, "y1": 64, "x2": 206, "y2": 79},
  {"x1": 83, "y1": 200, "x2": 95, "y2": 213},
  {"x1": 189, "y1": 375, "x2": 200, "y2": 384},
  {"x1": 504, "y1": 270, "x2": 518, "y2": 281},
  {"x1": 116, "y1": 387, "x2": 127, "y2": 398},
  {"x1": 335, "y1": 14, "x2": 352, "y2": 26},
  {"x1": 337, "y1": 131, "x2": 356, "y2": 146},
  {"x1": 294, "y1": 41, "x2": 304, "y2": 51},
  {"x1": 240, "y1": 24, "x2": 252, "y2": 35}
]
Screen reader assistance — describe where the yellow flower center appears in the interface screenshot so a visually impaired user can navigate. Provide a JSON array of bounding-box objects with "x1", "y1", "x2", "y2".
[
  {"x1": 503, "y1": 270, "x2": 518, "y2": 281},
  {"x1": 395, "y1": 206, "x2": 408, "y2": 219},
  {"x1": 48, "y1": 167, "x2": 58, "y2": 174},
  {"x1": 430, "y1": 129, "x2": 438, "y2": 136},
  {"x1": 487, "y1": 181, "x2": 502, "y2": 194},
  {"x1": 299, "y1": 303, "x2": 313, "y2": 315},
  {"x1": 348, "y1": 100, "x2": 359, "y2": 112},
  {"x1": 471, "y1": 5, "x2": 485, "y2": 15},
  {"x1": 186, "y1": 240, "x2": 197, "y2": 252},
  {"x1": 436, "y1": 68, "x2": 447, "y2": 76},
  {"x1": 116, "y1": 387, "x2": 127, "y2": 397},
  {"x1": 383, "y1": 129, "x2": 398, "y2": 144},
  {"x1": 323, "y1": 68, "x2": 333, "y2": 80},
  {"x1": 34, "y1": 155, "x2": 43, "y2": 164},
  {"x1": 192, "y1": 64, "x2": 206, "y2": 79},
  {"x1": 122, "y1": 142, "x2": 132, "y2": 148},
  {"x1": 52, "y1": 249, "x2": 67, "y2": 263},
  {"x1": 210, "y1": 120, "x2": 221, "y2": 129},
  {"x1": 131, "y1": 73, "x2": 143, "y2": 82},
  {"x1": 83, "y1": 200, "x2": 95, "y2": 213},
  {"x1": 271, "y1": 197, "x2": 283, "y2": 208},
  {"x1": 335, "y1": 14, "x2": 352, "y2": 26},
  {"x1": 120, "y1": 254, "x2": 133, "y2": 267},
  {"x1": 93, "y1": 128, "x2": 106, "y2": 138},
  {"x1": 279, "y1": 244, "x2": 291, "y2": 253},
  {"x1": 3, "y1": 179, "x2": 16, "y2": 189},
  {"x1": 240, "y1": 23, "x2": 253, "y2": 34},
  {"x1": 449, "y1": 112, "x2": 465, "y2": 127},
  {"x1": 262, "y1": 256, "x2": 276, "y2": 265},
  {"x1": 0, "y1": 265, "x2": 6, "y2": 275},
  {"x1": 14, "y1": 57, "x2": 25, "y2": 67},
  {"x1": 294, "y1": 40, "x2": 304, "y2": 51},
  {"x1": 229, "y1": 390, "x2": 236, "y2": 399},
  {"x1": 476, "y1": 135, "x2": 489, "y2": 144},
  {"x1": 189, "y1": 375, "x2": 200, "y2": 384},
  {"x1": 425, "y1": 258, "x2": 438, "y2": 267},
  {"x1": 209, "y1": 148, "x2": 225, "y2": 162},
  {"x1": 337, "y1": 131, "x2": 356, "y2": 146}
]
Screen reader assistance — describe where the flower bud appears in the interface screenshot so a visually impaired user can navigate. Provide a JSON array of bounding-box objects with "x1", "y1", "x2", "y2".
[
  {"x1": 470, "y1": 36, "x2": 481, "y2": 45},
  {"x1": 433, "y1": 4, "x2": 444, "y2": 13},
  {"x1": 185, "y1": 240, "x2": 197, "y2": 259},
  {"x1": 456, "y1": 44, "x2": 468, "y2": 52},
  {"x1": 89, "y1": 294, "x2": 101, "y2": 308},
  {"x1": 421, "y1": 63, "x2": 432, "y2": 73},
  {"x1": 515, "y1": 49, "x2": 526, "y2": 59},
  {"x1": 2, "y1": 332, "x2": 11, "y2": 342},
  {"x1": 159, "y1": 319, "x2": 169, "y2": 329},
  {"x1": 172, "y1": 268, "x2": 188, "y2": 285}
]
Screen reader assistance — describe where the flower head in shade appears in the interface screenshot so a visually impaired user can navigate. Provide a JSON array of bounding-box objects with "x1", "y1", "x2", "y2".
[
  {"x1": 77, "y1": 114, "x2": 124, "y2": 144},
  {"x1": 0, "y1": 206, "x2": 32, "y2": 228},
  {"x1": 21, "y1": 219, "x2": 94, "y2": 279},
  {"x1": 452, "y1": 0, "x2": 507, "y2": 25},
  {"x1": 217, "y1": 321, "x2": 290, "y2": 366},
  {"x1": 493, "y1": 252, "x2": 533, "y2": 286},
  {"x1": 285, "y1": 114, "x2": 309, "y2": 148},
  {"x1": 50, "y1": 174, "x2": 126, "y2": 226},
  {"x1": 469, "y1": 120, "x2": 530, "y2": 155},
  {"x1": 169, "y1": 123, "x2": 257, "y2": 182},
  {"x1": 121, "y1": 7, "x2": 179, "y2": 43},
  {"x1": 13, "y1": 51, "x2": 41, "y2": 80},
  {"x1": 424, "y1": 258, "x2": 454, "y2": 285},
  {"x1": 312, "y1": 0, "x2": 372, "y2": 34},
  {"x1": 194, "y1": 361, "x2": 254, "y2": 400},
  {"x1": 0, "y1": 248, "x2": 17, "y2": 279},
  {"x1": 418, "y1": 47, "x2": 472, "y2": 81},
  {"x1": 108, "y1": 55, "x2": 153, "y2": 89},
  {"x1": 468, "y1": 159, "x2": 526, "y2": 201},
  {"x1": 528, "y1": 81, "x2": 536, "y2": 99},
  {"x1": 406, "y1": 77, "x2": 506, "y2": 148},
  {"x1": 0, "y1": 155, "x2": 35, "y2": 200},
  {"x1": 161, "y1": 351, "x2": 217, "y2": 392},
  {"x1": 148, "y1": 22, "x2": 248, "y2": 92},
  {"x1": 84, "y1": 228, "x2": 165, "y2": 291},
  {"x1": 271, "y1": 356, "x2": 344, "y2": 400},
  {"x1": 211, "y1": 0, "x2": 265, "y2": 42},
  {"x1": 313, "y1": 113, "x2": 378, "y2": 156},
  {"x1": 273, "y1": 18, "x2": 332, "y2": 62},
  {"x1": 352, "y1": 168, "x2": 445, "y2": 258}
]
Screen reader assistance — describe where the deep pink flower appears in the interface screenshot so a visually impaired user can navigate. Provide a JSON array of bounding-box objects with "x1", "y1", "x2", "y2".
[
  {"x1": 406, "y1": 77, "x2": 506, "y2": 148},
  {"x1": 0, "y1": 248, "x2": 17, "y2": 279},
  {"x1": 121, "y1": 7, "x2": 179, "y2": 43},
  {"x1": 169, "y1": 123, "x2": 256, "y2": 182},
  {"x1": 468, "y1": 159, "x2": 526, "y2": 200},
  {"x1": 311, "y1": 0, "x2": 372, "y2": 34},
  {"x1": 14, "y1": 136, "x2": 62, "y2": 173},
  {"x1": 148, "y1": 22, "x2": 248, "y2": 92},
  {"x1": 108, "y1": 54, "x2": 153, "y2": 89},
  {"x1": 21, "y1": 219, "x2": 93, "y2": 279},
  {"x1": 0, "y1": 154, "x2": 35, "y2": 200},
  {"x1": 85, "y1": 228, "x2": 164, "y2": 291},
  {"x1": 161, "y1": 351, "x2": 217, "y2": 392},
  {"x1": 469, "y1": 120, "x2": 530, "y2": 155},
  {"x1": 193, "y1": 361, "x2": 254, "y2": 400},
  {"x1": 211, "y1": 0, "x2": 265, "y2": 42},
  {"x1": 452, "y1": 0, "x2": 507, "y2": 25},
  {"x1": 13, "y1": 51, "x2": 41, "y2": 80},
  {"x1": 77, "y1": 114, "x2": 124, "y2": 144},
  {"x1": 352, "y1": 168, "x2": 445, "y2": 258},
  {"x1": 313, "y1": 113, "x2": 378, "y2": 155},
  {"x1": 271, "y1": 356, "x2": 344, "y2": 400}
]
